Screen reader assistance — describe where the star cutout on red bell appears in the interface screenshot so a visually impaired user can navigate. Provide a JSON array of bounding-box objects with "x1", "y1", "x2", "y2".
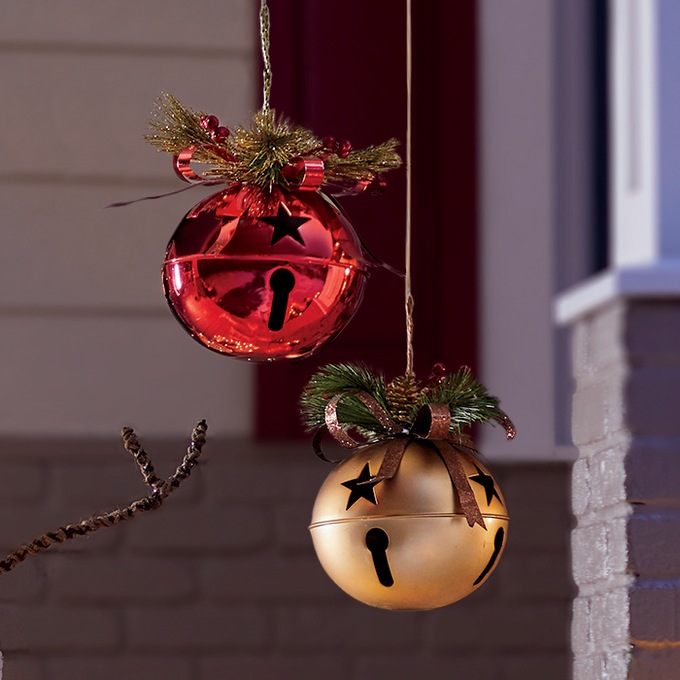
[
  {"x1": 260, "y1": 203, "x2": 310, "y2": 246},
  {"x1": 163, "y1": 184, "x2": 369, "y2": 361}
]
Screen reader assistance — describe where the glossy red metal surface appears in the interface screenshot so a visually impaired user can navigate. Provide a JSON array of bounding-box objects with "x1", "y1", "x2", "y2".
[{"x1": 163, "y1": 184, "x2": 368, "y2": 361}]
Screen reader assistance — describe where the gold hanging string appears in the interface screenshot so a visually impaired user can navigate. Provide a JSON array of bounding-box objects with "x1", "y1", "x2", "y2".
[
  {"x1": 260, "y1": 0, "x2": 272, "y2": 113},
  {"x1": 405, "y1": 0, "x2": 415, "y2": 377}
]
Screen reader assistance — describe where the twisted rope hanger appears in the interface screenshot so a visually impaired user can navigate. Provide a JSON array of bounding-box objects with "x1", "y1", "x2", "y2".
[
  {"x1": 0, "y1": 421, "x2": 207, "y2": 574},
  {"x1": 404, "y1": 0, "x2": 415, "y2": 378}
]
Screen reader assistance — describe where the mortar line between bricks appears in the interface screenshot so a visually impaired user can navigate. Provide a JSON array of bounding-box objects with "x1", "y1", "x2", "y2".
[
  {"x1": 635, "y1": 578, "x2": 680, "y2": 588},
  {"x1": 575, "y1": 503, "x2": 633, "y2": 526},
  {"x1": 577, "y1": 575, "x2": 634, "y2": 596},
  {"x1": 630, "y1": 638, "x2": 680, "y2": 649}
]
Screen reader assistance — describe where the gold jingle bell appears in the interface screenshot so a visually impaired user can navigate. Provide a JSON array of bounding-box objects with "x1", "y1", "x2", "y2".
[{"x1": 309, "y1": 439, "x2": 509, "y2": 610}]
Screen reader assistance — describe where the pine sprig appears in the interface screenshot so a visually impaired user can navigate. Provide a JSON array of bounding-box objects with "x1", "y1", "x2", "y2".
[
  {"x1": 145, "y1": 94, "x2": 401, "y2": 191},
  {"x1": 145, "y1": 93, "x2": 227, "y2": 167},
  {"x1": 300, "y1": 363, "x2": 389, "y2": 434},
  {"x1": 420, "y1": 366, "x2": 509, "y2": 433},
  {"x1": 324, "y1": 140, "x2": 402, "y2": 183},
  {"x1": 300, "y1": 363, "x2": 513, "y2": 441},
  {"x1": 220, "y1": 110, "x2": 319, "y2": 190}
]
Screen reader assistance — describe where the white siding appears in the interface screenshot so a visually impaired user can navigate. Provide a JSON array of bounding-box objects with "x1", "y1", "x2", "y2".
[{"x1": 0, "y1": 1, "x2": 257, "y2": 436}]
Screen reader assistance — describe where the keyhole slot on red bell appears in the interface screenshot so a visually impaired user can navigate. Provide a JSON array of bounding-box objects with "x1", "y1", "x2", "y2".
[
  {"x1": 365, "y1": 527, "x2": 394, "y2": 587},
  {"x1": 268, "y1": 268, "x2": 295, "y2": 331}
]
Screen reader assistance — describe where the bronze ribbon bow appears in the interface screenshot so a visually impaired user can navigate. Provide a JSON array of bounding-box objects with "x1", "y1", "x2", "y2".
[{"x1": 313, "y1": 392, "x2": 515, "y2": 530}]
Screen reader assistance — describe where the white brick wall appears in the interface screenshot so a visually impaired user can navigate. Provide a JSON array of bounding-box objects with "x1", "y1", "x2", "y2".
[{"x1": 570, "y1": 300, "x2": 680, "y2": 679}]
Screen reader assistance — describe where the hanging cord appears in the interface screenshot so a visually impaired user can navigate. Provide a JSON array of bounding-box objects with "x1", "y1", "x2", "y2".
[
  {"x1": 0, "y1": 421, "x2": 207, "y2": 574},
  {"x1": 405, "y1": 0, "x2": 415, "y2": 378},
  {"x1": 260, "y1": 0, "x2": 272, "y2": 113}
]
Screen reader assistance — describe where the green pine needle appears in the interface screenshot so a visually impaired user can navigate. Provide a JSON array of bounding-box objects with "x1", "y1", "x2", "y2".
[
  {"x1": 300, "y1": 363, "x2": 513, "y2": 441},
  {"x1": 299, "y1": 363, "x2": 389, "y2": 433},
  {"x1": 420, "y1": 366, "x2": 508, "y2": 433}
]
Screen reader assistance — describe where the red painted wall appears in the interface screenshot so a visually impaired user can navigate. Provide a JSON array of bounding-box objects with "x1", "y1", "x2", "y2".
[{"x1": 256, "y1": 0, "x2": 477, "y2": 438}]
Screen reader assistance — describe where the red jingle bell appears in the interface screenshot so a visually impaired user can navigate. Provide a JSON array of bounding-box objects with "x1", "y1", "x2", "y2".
[{"x1": 162, "y1": 184, "x2": 368, "y2": 361}]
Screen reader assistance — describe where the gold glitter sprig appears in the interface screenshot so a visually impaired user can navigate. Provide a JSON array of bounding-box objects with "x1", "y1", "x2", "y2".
[
  {"x1": 324, "y1": 139, "x2": 402, "y2": 184},
  {"x1": 146, "y1": 93, "x2": 228, "y2": 166},
  {"x1": 209, "y1": 109, "x2": 320, "y2": 189},
  {"x1": 145, "y1": 94, "x2": 401, "y2": 191}
]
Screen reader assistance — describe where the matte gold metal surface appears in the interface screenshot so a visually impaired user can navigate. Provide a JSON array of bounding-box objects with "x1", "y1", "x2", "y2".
[{"x1": 310, "y1": 440, "x2": 509, "y2": 610}]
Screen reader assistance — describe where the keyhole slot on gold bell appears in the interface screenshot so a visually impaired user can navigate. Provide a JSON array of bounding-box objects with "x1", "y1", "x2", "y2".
[
  {"x1": 365, "y1": 527, "x2": 394, "y2": 587},
  {"x1": 473, "y1": 526, "x2": 504, "y2": 586},
  {"x1": 268, "y1": 268, "x2": 295, "y2": 331}
]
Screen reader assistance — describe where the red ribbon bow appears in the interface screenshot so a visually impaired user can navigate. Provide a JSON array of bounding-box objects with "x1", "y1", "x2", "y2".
[{"x1": 173, "y1": 149, "x2": 385, "y2": 195}]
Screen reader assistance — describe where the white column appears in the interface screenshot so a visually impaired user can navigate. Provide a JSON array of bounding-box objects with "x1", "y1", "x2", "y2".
[
  {"x1": 478, "y1": 0, "x2": 559, "y2": 460},
  {"x1": 557, "y1": 2, "x2": 680, "y2": 678},
  {"x1": 557, "y1": 0, "x2": 680, "y2": 323},
  {"x1": 611, "y1": 0, "x2": 680, "y2": 266},
  {"x1": 610, "y1": 0, "x2": 657, "y2": 266}
]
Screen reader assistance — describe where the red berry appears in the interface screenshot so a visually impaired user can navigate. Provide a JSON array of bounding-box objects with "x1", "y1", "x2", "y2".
[
  {"x1": 322, "y1": 136, "x2": 336, "y2": 150},
  {"x1": 432, "y1": 362, "x2": 447, "y2": 377},
  {"x1": 291, "y1": 157, "x2": 306, "y2": 173},
  {"x1": 200, "y1": 115, "x2": 219, "y2": 131},
  {"x1": 337, "y1": 140, "x2": 352, "y2": 159},
  {"x1": 212, "y1": 126, "x2": 230, "y2": 142},
  {"x1": 281, "y1": 157, "x2": 306, "y2": 181}
]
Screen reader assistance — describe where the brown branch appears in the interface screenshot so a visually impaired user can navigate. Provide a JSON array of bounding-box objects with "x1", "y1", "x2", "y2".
[{"x1": 0, "y1": 420, "x2": 208, "y2": 574}]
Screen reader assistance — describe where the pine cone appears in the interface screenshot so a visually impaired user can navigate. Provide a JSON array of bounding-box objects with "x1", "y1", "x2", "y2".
[{"x1": 386, "y1": 374, "x2": 421, "y2": 424}]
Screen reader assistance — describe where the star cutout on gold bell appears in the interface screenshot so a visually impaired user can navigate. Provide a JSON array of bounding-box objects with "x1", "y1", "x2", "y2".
[
  {"x1": 341, "y1": 463, "x2": 380, "y2": 511},
  {"x1": 469, "y1": 463, "x2": 502, "y2": 506}
]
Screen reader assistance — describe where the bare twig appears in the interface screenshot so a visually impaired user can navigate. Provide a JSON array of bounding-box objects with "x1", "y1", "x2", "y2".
[{"x1": 0, "y1": 420, "x2": 208, "y2": 574}]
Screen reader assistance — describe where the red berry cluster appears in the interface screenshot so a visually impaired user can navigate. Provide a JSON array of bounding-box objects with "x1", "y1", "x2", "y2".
[
  {"x1": 200, "y1": 115, "x2": 230, "y2": 143},
  {"x1": 429, "y1": 363, "x2": 449, "y2": 385},
  {"x1": 321, "y1": 136, "x2": 352, "y2": 159}
]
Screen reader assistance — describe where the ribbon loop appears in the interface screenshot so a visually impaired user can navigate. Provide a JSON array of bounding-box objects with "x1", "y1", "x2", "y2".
[
  {"x1": 312, "y1": 425, "x2": 346, "y2": 464},
  {"x1": 411, "y1": 403, "x2": 451, "y2": 440},
  {"x1": 173, "y1": 145, "x2": 236, "y2": 184},
  {"x1": 173, "y1": 146, "x2": 205, "y2": 184},
  {"x1": 324, "y1": 390, "x2": 401, "y2": 451},
  {"x1": 354, "y1": 393, "x2": 402, "y2": 434},
  {"x1": 282, "y1": 157, "x2": 325, "y2": 191},
  {"x1": 324, "y1": 395, "x2": 363, "y2": 449}
]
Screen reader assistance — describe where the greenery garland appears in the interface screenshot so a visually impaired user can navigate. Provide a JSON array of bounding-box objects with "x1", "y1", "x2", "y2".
[
  {"x1": 145, "y1": 94, "x2": 401, "y2": 191},
  {"x1": 300, "y1": 363, "x2": 513, "y2": 441}
]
